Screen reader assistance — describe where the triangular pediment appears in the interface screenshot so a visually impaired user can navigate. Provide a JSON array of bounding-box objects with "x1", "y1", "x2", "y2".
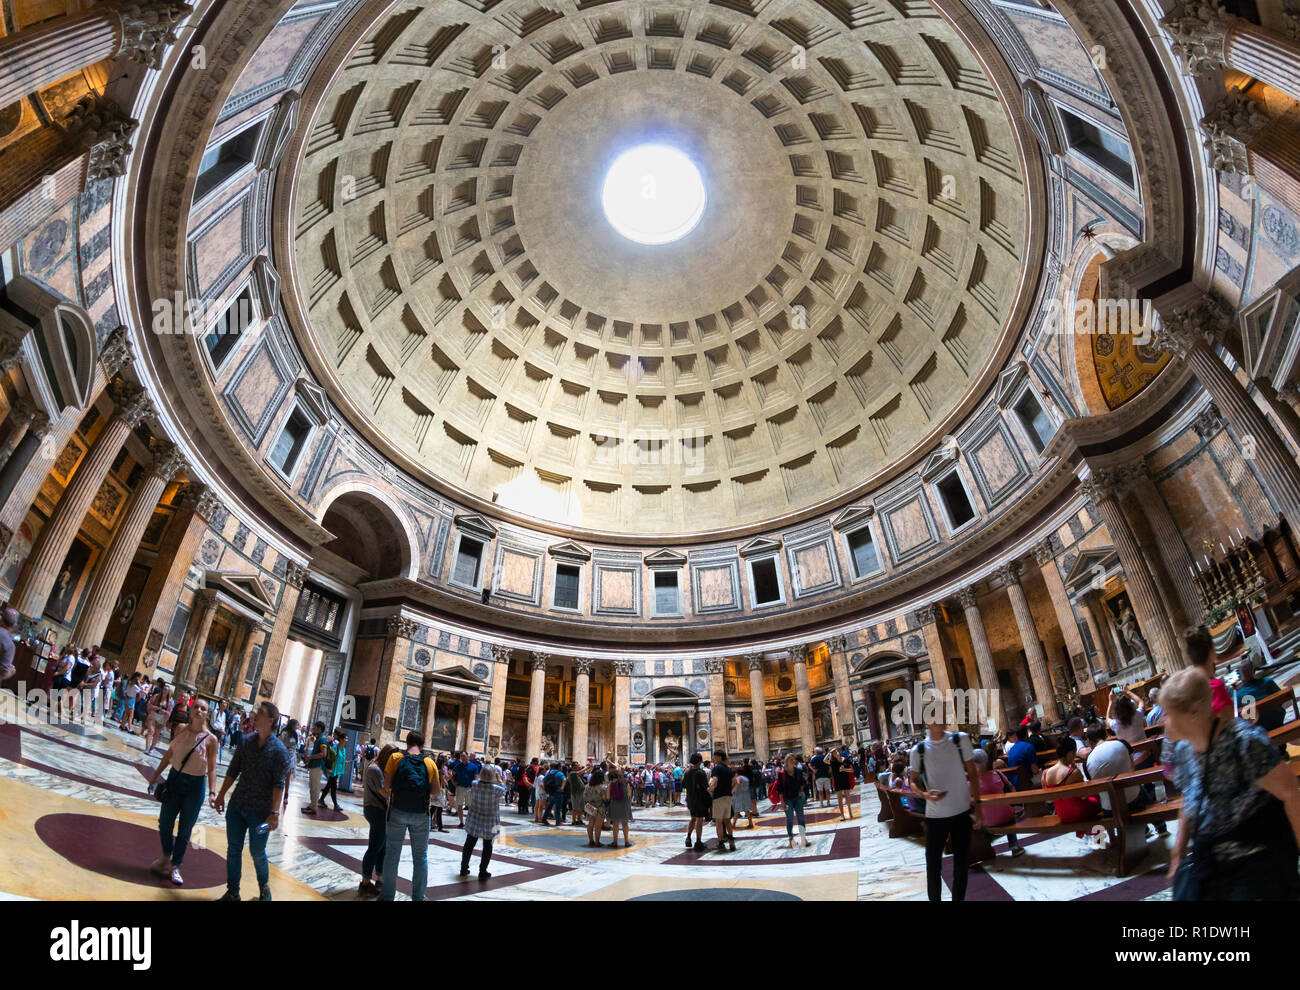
[
  {"x1": 454, "y1": 512, "x2": 498, "y2": 538},
  {"x1": 832, "y1": 503, "x2": 875, "y2": 531},
  {"x1": 294, "y1": 377, "x2": 329, "y2": 425},
  {"x1": 644, "y1": 547, "x2": 687, "y2": 567},
  {"x1": 548, "y1": 540, "x2": 591, "y2": 561},
  {"x1": 1062, "y1": 548, "x2": 1119, "y2": 589},
  {"x1": 739, "y1": 536, "x2": 782, "y2": 558},
  {"x1": 996, "y1": 361, "x2": 1030, "y2": 409},
  {"x1": 919, "y1": 442, "x2": 960, "y2": 480},
  {"x1": 205, "y1": 570, "x2": 274, "y2": 613}
]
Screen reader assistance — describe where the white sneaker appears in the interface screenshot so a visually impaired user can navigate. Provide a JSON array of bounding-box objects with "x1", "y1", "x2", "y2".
[{"x1": 170, "y1": 868, "x2": 184, "y2": 886}]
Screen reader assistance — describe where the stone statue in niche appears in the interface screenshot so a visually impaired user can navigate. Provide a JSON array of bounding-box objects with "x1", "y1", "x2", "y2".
[{"x1": 1119, "y1": 606, "x2": 1149, "y2": 660}]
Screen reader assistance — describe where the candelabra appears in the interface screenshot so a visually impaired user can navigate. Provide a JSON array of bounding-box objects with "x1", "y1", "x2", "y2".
[{"x1": 1192, "y1": 533, "x2": 1266, "y2": 624}]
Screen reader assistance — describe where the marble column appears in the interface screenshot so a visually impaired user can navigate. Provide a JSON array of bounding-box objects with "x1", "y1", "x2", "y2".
[
  {"x1": 525, "y1": 652, "x2": 547, "y2": 760},
  {"x1": 957, "y1": 586, "x2": 1006, "y2": 730},
  {"x1": 572, "y1": 658, "x2": 592, "y2": 763},
  {"x1": 1077, "y1": 592, "x2": 1114, "y2": 677},
  {"x1": 117, "y1": 482, "x2": 219, "y2": 676},
  {"x1": 914, "y1": 605, "x2": 954, "y2": 698},
  {"x1": 998, "y1": 561, "x2": 1061, "y2": 724},
  {"x1": 222, "y1": 618, "x2": 264, "y2": 703},
  {"x1": 487, "y1": 644, "x2": 510, "y2": 757},
  {"x1": 1162, "y1": 3, "x2": 1300, "y2": 103},
  {"x1": 746, "y1": 654, "x2": 769, "y2": 760},
  {"x1": 10, "y1": 383, "x2": 152, "y2": 618},
  {"x1": 174, "y1": 588, "x2": 217, "y2": 688},
  {"x1": 792, "y1": 645, "x2": 816, "y2": 756},
  {"x1": 1156, "y1": 298, "x2": 1300, "y2": 530},
  {"x1": 0, "y1": 398, "x2": 39, "y2": 468},
  {"x1": 1122, "y1": 464, "x2": 1201, "y2": 652},
  {"x1": 254, "y1": 561, "x2": 307, "y2": 699},
  {"x1": 705, "y1": 657, "x2": 726, "y2": 752},
  {"x1": 826, "y1": 635, "x2": 854, "y2": 742},
  {"x1": 420, "y1": 680, "x2": 437, "y2": 744},
  {"x1": 214, "y1": 617, "x2": 251, "y2": 700},
  {"x1": 613, "y1": 659, "x2": 632, "y2": 763},
  {"x1": 1033, "y1": 540, "x2": 1086, "y2": 658},
  {"x1": 0, "y1": 406, "x2": 63, "y2": 539},
  {"x1": 70, "y1": 440, "x2": 186, "y2": 648},
  {"x1": 0, "y1": 1, "x2": 193, "y2": 108},
  {"x1": 1080, "y1": 470, "x2": 1187, "y2": 673},
  {"x1": 372, "y1": 616, "x2": 418, "y2": 746}
]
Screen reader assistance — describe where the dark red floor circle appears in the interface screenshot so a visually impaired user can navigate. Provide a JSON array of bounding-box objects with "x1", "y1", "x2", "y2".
[{"x1": 34, "y1": 812, "x2": 228, "y2": 888}]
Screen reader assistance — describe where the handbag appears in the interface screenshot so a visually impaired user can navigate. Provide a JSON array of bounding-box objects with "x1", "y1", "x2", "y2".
[{"x1": 155, "y1": 733, "x2": 208, "y2": 803}]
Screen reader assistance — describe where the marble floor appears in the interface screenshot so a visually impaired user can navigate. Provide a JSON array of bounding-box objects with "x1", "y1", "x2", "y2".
[{"x1": 0, "y1": 711, "x2": 1177, "y2": 901}]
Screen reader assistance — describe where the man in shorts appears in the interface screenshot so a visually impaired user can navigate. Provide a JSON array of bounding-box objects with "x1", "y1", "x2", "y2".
[
  {"x1": 707, "y1": 748, "x2": 736, "y2": 853},
  {"x1": 811, "y1": 746, "x2": 832, "y2": 807}
]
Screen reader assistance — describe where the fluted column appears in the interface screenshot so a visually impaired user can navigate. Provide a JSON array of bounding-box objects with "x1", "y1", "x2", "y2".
[
  {"x1": 613, "y1": 659, "x2": 632, "y2": 763},
  {"x1": 1077, "y1": 592, "x2": 1114, "y2": 676},
  {"x1": 0, "y1": 398, "x2": 39, "y2": 468},
  {"x1": 525, "y1": 652, "x2": 547, "y2": 760},
  {"x1": 1162, "y1": 3, "x2": 1300, "y2": 103},
  {"x1": 255, "y1": 561, "x2": 307, "y2": 699},
  {"x1": 957, "y1": 586, "x2": 1005, "y2": 730},
  {"x1": 487, "y1": 644, "x2": 510, "y2": 757},
  {"x1": 222, "y1": 618, "x2": 263, "y2": 703},
  {"x1": 1080, "y1": 471, "x2": 1187, "y2": 673},
  {"x1": 998, "y1": 561, "x2": 1060, "y2": 724},
  {"x1": 572, "y1": 658, "x2": 592, "y2": 763},
  {"x1": 117, "y1": 482, "x2": 219, "y2": 676},
  {"x1": 71, "y1": 440, "x2": 186, "y2": 648},
  {"x1": 1125, "y1": 464, "x2": 1203, "y2": 638},
  {"x1": 175, "y1": 588, "x2": 217, "y2": 688},
  {"x1": 746, "y1": 654, "x2": 769, "y2": 760},
  {"x1": 914, "y1": 606, "x2": 953, "y2": 697},
  {"x1": 705, "y1": 657, "x2": 726, "y2": 752},
  {"x1": 792, "y1": 646, "x2": 816, "y2": 756},
  {"x1": 826, "y1": 635, "x2": 854, "y2": 742},
  {"x1": 372, "y1": 615, "x2": 418, "y2": 746},
  {"x1": 0, "y1": 1, "x2": 193, "y2": 108},
  {"x1": 1157, "y1": 298, "x2": 1300, "y2": 529},
  {"x1": 11, "y1": 384, "x2": 152, "y2": 618}
]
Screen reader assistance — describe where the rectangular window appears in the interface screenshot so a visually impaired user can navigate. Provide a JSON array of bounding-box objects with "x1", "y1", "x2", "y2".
[
  {"x1": 653, "y1": 570, "x2": 679, "y2": 615},
  {"x1": 270, "y1": 407, "x2": 312, "y2": 477},
  {"x1": 937, "y1": 471, "x2": 976, "y2": 530},
  {"x1": 847, "y1": 527, "x2": 880, "y2": 578},
  {"x1": 204, "y1": 287, "x2": 255, "y2": 369},
  {"x1": 553, "y1": 564, "x2": 580, "y2": 610},
  {"x1": 452, "y1": 536, "x2": 483, "y2": 588},
  {"x1": 1059, "y1": 109, "x2": 1133, "y2": 186},
  {"x1": 194, "y1": 122, "x2": 264, "y2": 201},
  {"x1": 1013, "y1": 391, "x2": 1054, "y2": 453},
  {"x1": 750, "y1": 557, "x2": 782, "y2": 606}
]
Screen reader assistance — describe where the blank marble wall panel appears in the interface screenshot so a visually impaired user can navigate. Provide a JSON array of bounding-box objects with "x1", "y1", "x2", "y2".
[{"x1": 1158, "y1": 449, "x2": 1256, "y2": 542}]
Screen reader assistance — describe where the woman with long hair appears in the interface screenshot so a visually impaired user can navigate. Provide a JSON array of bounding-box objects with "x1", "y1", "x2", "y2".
[
  {"x1": 147, "y1": 696, "x2": 218, "y2": 886},
  {"x1": 605, "y1": 764, "x2": 633, "y2": 849},
  {"x1": 143, "y1": 683, "x2": 173, "y2": 756},
  {"x1": 430, "y1": 754, "x2": 449, "y2": 832},
  {"x1": 774, "y1": 753, "x2": 809, "y2": 848},
  {"x1": 358, "y1": 742, "x2": 398, "y2": 897},
  {"x1": 585, "y1": 767, "x2": 607, "y2": 847}
]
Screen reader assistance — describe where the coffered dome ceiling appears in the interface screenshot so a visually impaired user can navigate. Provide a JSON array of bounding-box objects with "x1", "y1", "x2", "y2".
[{"x1": 287, "y1": 0, "x2": 1033, "y2": 536}]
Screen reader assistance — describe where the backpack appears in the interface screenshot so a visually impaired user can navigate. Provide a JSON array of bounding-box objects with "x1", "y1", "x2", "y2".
[
  {"x1": 767, "y1": 773, "x2": 782, "y2": 805},
  {"x1": 608, "y1": 776, "x2": 626, "y2": 801},
  {"x1": 364, "y1": 745, "x2": 378, "y2": 761},
  {"x1": 321, "y1": 742, "x2": 336, "y2": 772},
  {"x1": 544, "y1": 770, "x2": 560, "y2": 794},
  {"x1": 390, "y1": 753, "x2": 432, "y2": 813}
]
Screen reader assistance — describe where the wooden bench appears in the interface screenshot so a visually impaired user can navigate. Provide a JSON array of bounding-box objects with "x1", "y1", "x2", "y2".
[{"x1": 874, "y1": 782, "x2": 924, "y2": 838}]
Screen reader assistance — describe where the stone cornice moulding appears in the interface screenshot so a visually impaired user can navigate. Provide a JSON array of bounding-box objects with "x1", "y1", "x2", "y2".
[{"x1": 262, "y1": 0, "x2": 1050, "y2": 546}]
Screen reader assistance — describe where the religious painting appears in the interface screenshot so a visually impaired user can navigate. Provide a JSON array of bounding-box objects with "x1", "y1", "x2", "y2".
[
  {"x1": 430, "y1": 700, "x2": 459, "y2": 752},
  {"x1": 101, "y1": 562, "x2": 150, "y2": 652},
  {"x1": 543, "y1": 679, "x2": 561, "y2": 711},
  {"x1": 195, "y1": 621, "x2": 232, "y2": 695},
  {"x1": 45, "y1": 535, "x2": 94, "y2": 625},
  {"x1": 505, "y1": 677, "x2": 529, "y2": 699},
  {"x1": 812, "y1": 698, "x2": 833, "y2": 741},
  {"x1": 658, "y1": 720, "x2": 682, "y2": 765},
  {"x1": 501, "y1": 717, "x2": 525, "y2": 757}
]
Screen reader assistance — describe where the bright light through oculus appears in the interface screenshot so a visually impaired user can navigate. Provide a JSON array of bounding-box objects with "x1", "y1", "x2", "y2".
[{"x1": 601, "y1": 144, "x2": 706, "y2": 245}]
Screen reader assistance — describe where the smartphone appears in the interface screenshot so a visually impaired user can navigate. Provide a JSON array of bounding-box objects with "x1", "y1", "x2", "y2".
[{"x1": 256, "y1": 822, "x2": 272, "y2": 835}]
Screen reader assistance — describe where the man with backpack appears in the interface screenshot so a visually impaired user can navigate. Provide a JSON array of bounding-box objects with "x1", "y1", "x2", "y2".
[
  {"x1": 381, "y1": 730, "x2": 436, "y2": 901},
  {"x1": 540, "y1": 761, "x2": 566, "y2": 826},
  {"x1": 301, "y1": 722, "x2": 328, "y2": 814},
  {"x1": 907, "y1": 706, "x2": 983, "y2": 902},
  {"x1": 448, "y1": 750, "x2": 481, "y2": 827}
]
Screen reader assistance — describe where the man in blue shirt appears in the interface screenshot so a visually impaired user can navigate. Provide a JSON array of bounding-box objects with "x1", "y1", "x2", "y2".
[
  {"x1": 540, "y1": 761, "x2": 567, "y2": 826},
  {"x1": 1004, "y1": 724, "x2": 1040, "y2": 789},
  {"x1": 448, "y1": 750, "x2": 482, "y2": 828},
  {"x1": 1235, "y1": 657, "x2": 1284, "y2": 730}
]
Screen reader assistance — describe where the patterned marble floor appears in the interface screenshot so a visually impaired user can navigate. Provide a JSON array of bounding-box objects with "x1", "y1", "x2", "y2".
[{"x1": 0, "y1": 710, "x2": 1176, "y2": 901}]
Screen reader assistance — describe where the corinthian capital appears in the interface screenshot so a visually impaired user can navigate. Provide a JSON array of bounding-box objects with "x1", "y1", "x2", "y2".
[
  {"x1": 1152, "y1": 294, "x2": 1235, "y2": 358},
  {"x1": 995, "y1": 561, "x2": 1024, "y2": 586},
  {"x1": 956, "y1": 586, "x2": 980, "y2": 610},
  {"x1": 148, "y1": 438, "x2": 187, "y2": 482},
  {"x1": 109, "y1": 380, "x2": 153, "y2": 428},
  {"x1": 491, "y1": 643, "x2": 512, "y2": 664},
  {"x1": 386, "y1": 615, "x2": 418, "y2": 639},
  {"x1": 704, "y1": 657, "x2": 725, "y2": 674},
  {"x1": 530, "y1": 651, "x2": 549, "y2": 672},
  {"x1": 0, "y1": 332, "x2": 23, "y2": 373},
  {"x1": 65, "y1": 96, "x2": 139, "y2": 181},
  {"x1": 100, "y1": 325, "x2": 133, "y2": 379},
  {"x1": 1160, "y1": 2, "x2": 1231, "y2": 75},
  {"x1": 1078, "y1": 469, "x2": 1123, "y2": 507},
  {"x1": 1200, "y1": 89, "x2": 1270, "y2": 174},
  {"x1": 284, "y1": 561, "x2": 308, "y2": 588},
  {"x1": 914, "y1": 604, "x2": 938, "y2": 626},
  {"x1": 1192, "y1": 401, "x2": 1225, "y2": 439},
  {"x1": 1033, "y1": 538, "x2": 1056, "y2": 566},
  {"x1": 746, "y1": 654, "x2": 765, "y2": 672},
  {"x1": 116, "y1": 1, "x2": 194, "y2": 70},
  {"x1": 179, "y1": 482, "x2": 221, "y2": 520},
  {"x1": 612, "y1": 659, "x2": 634, "y2": 677},
  {"x1": 572, "y1": 658, "x2": 593, "y2": 677}
]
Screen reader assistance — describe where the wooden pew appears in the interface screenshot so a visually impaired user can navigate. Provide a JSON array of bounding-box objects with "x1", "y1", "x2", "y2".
[{"x1": 874, "y1": 782, "x2": 923, "y2": 838}]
